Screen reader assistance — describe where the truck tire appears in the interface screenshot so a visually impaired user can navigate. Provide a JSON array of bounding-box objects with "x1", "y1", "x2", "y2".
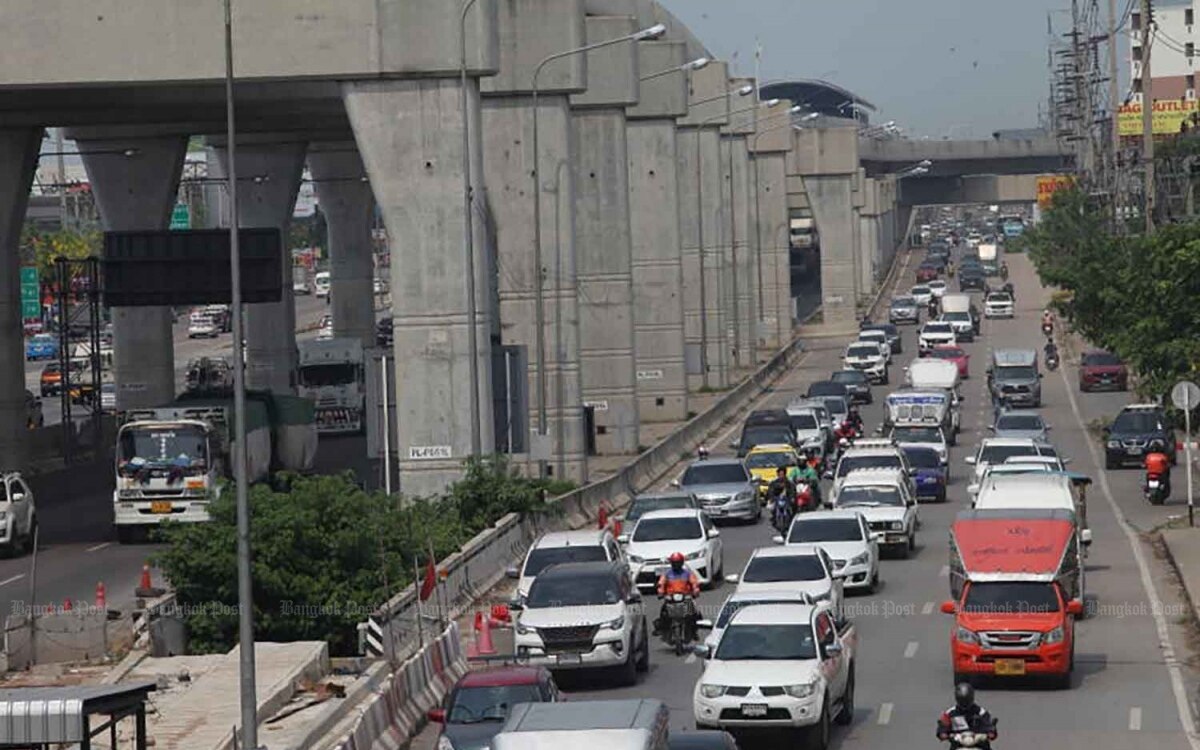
[
  {"x1": 835, "y1": 668, "x2": 855, "y2": 725},
  {"x1": 116, "y1": 526, "x2": 137, "y2": 545}
]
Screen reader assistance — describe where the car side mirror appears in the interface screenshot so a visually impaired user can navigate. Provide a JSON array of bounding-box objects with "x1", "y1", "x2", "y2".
[
  {"x1": 708, "y1": 529, "x2": 721, "y2": 539},
  {"x1": 670, "y1": 479, "x2": 681, "y2": 488},
  {"x1": 724, "y1": 574, "x2": 740, "y2": 584},
  {"x1": 831, "y1": 571, "x2": 847, "y2": 580},
  {"x1": 627, "y1": 592, "x2": 642, "y2": 604},
  {"x1": 1066, "y1": 600, "x2": 1084, "y2": 616},
  {"x1": 964, "y1": 456, "x2": 976, "y2": 465},
  {"x1": 869, "y1": 531, "x2": 883, "y2": 542},
  {"x1": 505, "y1": 566, "x2": 520, "y2": 579},
  {"x1": 1062, "y1": 458, "x2": 1072, "y2": 465},
  {"x1": 967, "y1": 484, "x2": 980, "y2": 496},
  {"x1": 823, "y1": 642, "x2": 843, "y2": 658},
  {"x1": 10, "y1": 493, "x2": 24, "y2": 503},
  {"x1": 692, "y1": 644, "x2": 713, "y2": 659},
  {"x1": 940, "y1": 600, "x2": 957, "y2": 614},
  {"x1": 1101, "y1": 426, "x2": 1111, "y2": 435},
  {"x1": 1080, "y1": 529, "x2": 1093, "y2": 545},
  {"x1": 617, "y1": 534, "x2": 629, "y2": 544},
  {"x1": 772, "y1": 535, "x2": 785, "y2": 544},
  {"x1": 987, "y1": 424, "x2": 995, "y2": 431},
  {"x1": 696, "y1": 619, "x2": 713, "y2": 630},
  {"x1": 508, "y1": 597, "x2": 524, "y2": 611},
  {"x1": 427, "y1": 708, "x2": 446, "y2": 723},
  {"x1": 728, "y1": 441, "x2": 738, "y2": 450}
]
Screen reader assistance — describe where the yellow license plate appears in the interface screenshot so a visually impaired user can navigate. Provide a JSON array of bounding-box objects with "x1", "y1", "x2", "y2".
[
  {"x1": 994, "y1": 659, "x2": 1026, "y2": 676},
  {"x1": 150, "y1": 501, "x2": 173, "y2": 514}
]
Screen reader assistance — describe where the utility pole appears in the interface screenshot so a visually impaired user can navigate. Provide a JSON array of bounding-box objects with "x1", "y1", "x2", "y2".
[
  {"x1": 1108, "y1": 0, "x2": 1122, "y2": 227},
  {"x1": 1141, "y1": 0, "x2": 1155, "y2": 232}
]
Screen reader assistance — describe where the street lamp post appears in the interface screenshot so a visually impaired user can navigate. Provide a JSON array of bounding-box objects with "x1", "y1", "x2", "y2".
[
  {"x1": 459, "y1": 0, "x2": 481, "y2": 457},
  {"x1": 696, "y1": 97, "x2": 775, "y2": 385},
  {"x1": 530, "y1": 23, "x2": 665, "y2": 476},
  {"x1": 639, "y1": 57, "x2": 709, "y2": 82}
]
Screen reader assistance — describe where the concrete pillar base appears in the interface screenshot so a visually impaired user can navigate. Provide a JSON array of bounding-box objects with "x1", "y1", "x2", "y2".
[{"x1": 805, "y1": 174, "x2": 859, "y2": 330}]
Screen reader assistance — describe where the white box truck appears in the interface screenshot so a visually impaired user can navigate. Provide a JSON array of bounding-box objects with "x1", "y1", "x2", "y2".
[{"x1": 298, "y1": 338, "x2": 366, "y2": 434}]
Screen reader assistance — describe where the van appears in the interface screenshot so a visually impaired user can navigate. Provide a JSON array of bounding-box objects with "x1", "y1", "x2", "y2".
[
  {"x1": 313, "y1": 271, "x2": 332, "y2": 298},
  {"x1": 491, "y1": 698, "x2": 669, "y2": 750},
  {"x1": 970, "y1": 473, "x2": 1092, "y2": 558},
  {"x1": 989, "y1": 349, "x2": 1041, "y2": 407}
]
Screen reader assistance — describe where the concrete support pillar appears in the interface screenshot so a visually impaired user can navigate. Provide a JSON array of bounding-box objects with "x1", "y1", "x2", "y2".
[
  {"x1": 572, "y1": 109, "x2": 638, "y2": 454},
  {"x1": 0, "y1": 129, "x2": 39, "y2": 472},
  {"x1": 75, "y1": 134, "x2": 187, "y2": 410},
  {"x1": 309, "y1": 143, "x2": 376, "y2": 347},
  {"x1": 753, "y1": 152, "x2": 791, "y2": 349},
  {"x1": 678, "y1": 127, "x2": 728, "y2": 389},
  {"x1": 210, "y1": 137, "x2": 306, "y2": 394},
  {"x1": 627, "y1": 120, "x2": 687, "y2": 421},
  {"x1": 722, "y1": 135, "x2": 754, "y2": 367},
  {"x1": 481, "y1": 96, "x2": 586, "y2": 481},
  {"x1": 343, "y1": 78, "x2": 495, "y2": 495}
]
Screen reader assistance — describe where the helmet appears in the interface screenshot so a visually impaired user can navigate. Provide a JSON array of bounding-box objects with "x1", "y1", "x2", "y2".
[
  {"x1": 954, "y1": 682, "x2": 975, "y2": 709},
  {"x1": 1149, "y1": 439, "x2": 1165, "y2": 452},
  {"x1": 669, "y1": 552, "x2": 686, "y2": 567}
]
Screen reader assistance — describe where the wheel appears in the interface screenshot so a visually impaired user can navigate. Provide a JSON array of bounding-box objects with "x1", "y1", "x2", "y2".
[
  {"x1": 803, "y1": 700, "x2": 831, "y2": 750},
  {"x1": 23, "y1": 517, "x2": 37, "y2": 553},
  {"x1": 619, "y1": 645, "x2": 639, "y2": 686},
  {"x1": 881, "y1": 370, "x2": 890, "y2": 385},
  {"x1": 1105, "y1": 455, "x2": 1118, "y2": 470},
  {"x1": 1079, "y1": 381, "x2": 1089, "y2": 393},
  {"x1": 115, "y1": 526, "x2": 138, "y2": 545},
  {"x1": 835, "y1": 668, "x2": 855, "y2": 725},
  {"x1": 635, "y1": 623, "x2": 650, "y2": 672},
  {"x1": 866, "y1": 569, "x2": 878, "y2": 594}
]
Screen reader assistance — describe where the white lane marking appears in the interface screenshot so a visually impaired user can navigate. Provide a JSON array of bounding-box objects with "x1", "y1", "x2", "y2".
[
  {"x1": 922, "y1": 601, "x2": 934, "y2": 615},
  {"x1": 877, "y1": 702, "x2": 894, "y2": 725},
  {"x1": 86, "y1": 542, "x2": 111, "y2": 553},
  {"x1": 939, "y1": 565, "x2": 949, "y2": 578},
  {"x1": 1059, "y1": 360, "x2": 1200, "y2": 748},
  {"x1": 903, "y1": 641, "x2": 919, "y2": 658},
  {"x1": 1130, "y1": 707, "x2": 1143, "y2": 731},
  {"x1": 0, "y1": 574, "x2": 24, "y2": 588}
]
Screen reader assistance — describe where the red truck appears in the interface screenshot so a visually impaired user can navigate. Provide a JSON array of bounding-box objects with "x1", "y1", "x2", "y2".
[{"x1": 941, "y1": 508, "x2": 1084, "y2": 688}]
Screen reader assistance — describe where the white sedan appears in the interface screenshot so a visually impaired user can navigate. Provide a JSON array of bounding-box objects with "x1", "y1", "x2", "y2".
[
  {"x1": 625, "y1": 509, "x2": 723, "y2": 591},
  {"x1": 775, "y1": 510, "x2": 880, "y2": 593}
]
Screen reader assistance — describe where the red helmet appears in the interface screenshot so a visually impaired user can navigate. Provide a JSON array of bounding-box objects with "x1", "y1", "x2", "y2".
[{"x1": 668, "y1": 552, "x2": 686, "y2": 564}]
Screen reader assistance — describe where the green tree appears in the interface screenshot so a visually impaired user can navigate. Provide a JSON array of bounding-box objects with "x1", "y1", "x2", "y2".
[{"x1": 19, "y1": 226, "x2": 102, "y2": 277}]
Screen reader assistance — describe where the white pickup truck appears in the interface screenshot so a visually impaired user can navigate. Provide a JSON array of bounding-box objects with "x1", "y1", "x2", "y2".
[{"x1": 693, "y1": 601, "x2": 855, "y2": 747}]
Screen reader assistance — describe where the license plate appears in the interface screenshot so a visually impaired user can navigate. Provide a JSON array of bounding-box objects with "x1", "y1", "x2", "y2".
[
  {"x1": 993, "y1": 659, "x2": 1026, "y2": 676},
  {"x1": 741, "y1": 704, "x2": 768, "y2": 717},
  {"x1": 150, "y1": 501, "x2": 173, "y2": 514},
  {"x1": 555, "y1": 654, "x2": 581, "y2": 665},
  {"x1": 1127, "y1": 447, "x2": 1142, "y2": 455}
]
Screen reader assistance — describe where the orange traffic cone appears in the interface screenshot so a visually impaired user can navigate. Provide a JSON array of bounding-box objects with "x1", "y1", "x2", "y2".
[
  {"x1": 476, "y1": 614, "x2": 497, "y2": 655},
  {"x1": 95, "y1": 582, "x2": 106, "y2": 610},
  {"x1": 63, "y1": 598, "x2": 72, "y2": 611},
  {"x1": 612, "y1": 519, "x2": 623, "y2": 538},
  {"x1": 135, "y1": 563, "x2": 163, "y2": 598}
]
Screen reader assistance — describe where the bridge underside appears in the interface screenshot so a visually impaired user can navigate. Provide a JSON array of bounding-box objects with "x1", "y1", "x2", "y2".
[{"x1": 897, "y1": 173, "x2": 1040, "y2": 208}]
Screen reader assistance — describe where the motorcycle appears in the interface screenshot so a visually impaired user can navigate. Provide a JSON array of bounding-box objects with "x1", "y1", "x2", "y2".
[
  {"x1": 950, "y1": 731, "x2": 992, "y2": 749},
  {"x1": 795, "y1": 480, "x2": 815, "y2": 513},
  {"x1": 1041, "y1": 320, "x2": 1053, "y2": 337},
  {"x1": 771, "y1": 492, "x2": 795, "y2": 534},
  {"x1": 1144, "y1": 473, "x2": 1169, "y2": 505},
  {"x1": 825, "y1": 437, "x2": 852, "y2": 479},
  {"x1": 1045, "y1": 350, "x2": 1059, "y2": 371},
  {"x1": 661, "y1": 592, "x2": 696, "y2": 655},
  {"x1": 999, "y1": 263, "x2": 1009, "y2": 280}
]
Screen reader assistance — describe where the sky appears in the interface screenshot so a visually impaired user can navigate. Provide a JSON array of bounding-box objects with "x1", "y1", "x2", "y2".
[{"x1": 659, "y1": 0, "x2": 1119, "y2": 138}]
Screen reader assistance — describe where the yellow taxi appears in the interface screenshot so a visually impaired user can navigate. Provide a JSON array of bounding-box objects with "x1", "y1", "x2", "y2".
[{"x1": 745, "y1": 444, "x2": 803, "y2": 502}]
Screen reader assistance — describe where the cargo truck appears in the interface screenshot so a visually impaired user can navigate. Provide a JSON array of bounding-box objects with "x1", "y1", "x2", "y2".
[
  {"x1": 298, "y1": 338, "x2": 366, "y2": 434},
  {"x1": 113, "y1": 389, "x2": 317, "y2": 542},
  {"x1": 978, "y1": 243, "x2": 1002, "y2": 276}
]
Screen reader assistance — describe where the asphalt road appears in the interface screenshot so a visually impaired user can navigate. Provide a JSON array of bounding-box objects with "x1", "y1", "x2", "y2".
[
  {"x1": 492, "y1": 252, "x2": 1200, "y2": 750},
  {"x1": 4, "y1": 293, "x2": 368, "y2": 620}
]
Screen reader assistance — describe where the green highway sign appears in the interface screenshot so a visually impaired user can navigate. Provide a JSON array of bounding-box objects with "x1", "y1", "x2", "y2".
[
  {"x1": 170, "y1": 203, "x2": 191, "y2": 230},
  {"x1": 19, "y1": 266, "x2": 39, "y2": 319}
]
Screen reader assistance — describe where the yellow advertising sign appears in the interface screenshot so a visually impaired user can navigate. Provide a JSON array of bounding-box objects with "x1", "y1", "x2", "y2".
[
  {"x1": 1118, "y1": 99, "x2": 1200, "y2": 136},
  {"x1": 1036, "y1": 175, "x2": 1074, "y2": 209}
]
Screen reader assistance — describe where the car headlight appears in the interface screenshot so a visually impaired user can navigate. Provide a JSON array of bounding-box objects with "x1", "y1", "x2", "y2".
[
  {"x1": 1107, "y1": 440, "x2": 1120, "y2": 448},
  {"x1": 890, "y1": 521, "x2": 904, "y2": 531},
  {"x1": 601, "y1": 615, "x2": 625, "y2": 631},
  {"x1": 849, "y1": 552, "x2": 870, "y2": 566},
  {"x1": 735, "y1": 490, "x2": 754, "y2": 503},
  {"x1": 955, "y1": 626, "x2": 979, "y2": 645},
  {"x1": 1044, "y1": 625, "x2": 1064, "y2": 644},
  {"x1": 784, "y1": 681, "x2": 818, "y2": 699},
  {"x1": 515, "y1": 621, "x2": 537, "y2": 636},
  {"x1": 437, "y1": 737, "x2": 456, "y2": 750},
  {"x1": 686, "y1": 549, "x2": 704, "y2": 561},
  {"x1": 700, "y1": 684, "x2": 727, "y2": 699},
  {"x1": 628, "y1": 554, "x2": 644, "y2": 563}
]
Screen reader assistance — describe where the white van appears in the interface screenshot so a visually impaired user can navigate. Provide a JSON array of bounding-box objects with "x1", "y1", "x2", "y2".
[{"x1": 313, "y1": 271, "x2": 331, "y2": 299}]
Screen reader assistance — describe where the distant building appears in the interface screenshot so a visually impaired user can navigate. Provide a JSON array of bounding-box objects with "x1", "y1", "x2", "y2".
[
  {"x1": 1127, "y1": 0, "x2": 1200, "y2": 135},
  {"x1": 759, "y1": 79, "x2": 874, "y2": 124}
]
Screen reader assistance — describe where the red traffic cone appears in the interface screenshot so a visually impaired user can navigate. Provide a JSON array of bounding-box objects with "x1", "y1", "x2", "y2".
[
  {"x1": 63, "y1": 598, "x2": 72, "y2": 611},
  {"x1": 135, "y1": 563, "x2": 163, "y2": 598},
  {"x1": 476, "y1": 614, "x2": 497, "y2": 656},
  {"x1": 474, "y1": 610, "x2": 484, "y2": 632},
  {"x1": 598, "y1": 503, "x2": 609, "y2": 530},
  {"x1": 95, "y1": 582, "x2": 106, "y2": 610},
  {"x1": 612, "y1": 519, "x2": 623, "y2": 538}
]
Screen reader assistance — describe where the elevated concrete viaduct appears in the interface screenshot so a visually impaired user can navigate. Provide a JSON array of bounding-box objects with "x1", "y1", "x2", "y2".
[{"x1": 0, "y1": 0, "x2": 914, "y2": 493}]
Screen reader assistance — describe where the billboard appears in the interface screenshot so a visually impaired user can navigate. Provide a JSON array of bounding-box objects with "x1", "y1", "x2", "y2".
[
  {"x1": 1036, "y1": 175, "x2": 1074, "y2": 209},
  {"x1": 1118, "y1": 99, "x2": 1200, "y2": 136}
]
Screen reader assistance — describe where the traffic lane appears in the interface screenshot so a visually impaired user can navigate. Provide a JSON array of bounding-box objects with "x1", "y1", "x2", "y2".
[{"x1": 0, "y1": 540, "x2": 161, "y2": 618}]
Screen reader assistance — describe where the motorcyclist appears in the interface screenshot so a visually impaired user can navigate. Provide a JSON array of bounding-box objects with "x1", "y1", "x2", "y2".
[
  {"x1": 834, "y1": 418, "x2": 858, "y2": 443},
  {"x1": 1001, "y1": 281, "x2": 1014, "y2": 299},
  {"x1": 937, "y1": 682, "x2": 998, "y2": 749},
  {"x1": 999, "y1": 261, "x2": 1009, "y2": 280},
  {"x1": 847, "y1": 404, "x2": 864, "y2": 434},
  {"x1": 1041, "y1": 308, "x2": 1055, "y2": 332},
  {"x1": 928, "y1": 296, "x2": 939, "y2": 318},
  {"x1": 767, "y1": 466, "x2": 797, "y2": 507},
  {"x1": 1043, "y1": 339, "x2": 1059, "y2": 365},
  {"x1": 653, "y1": 551, "x2": 700, "y2": 636},
  {"x1": 1145, "y1": 442, "x2": 1172, "y2": 498}
]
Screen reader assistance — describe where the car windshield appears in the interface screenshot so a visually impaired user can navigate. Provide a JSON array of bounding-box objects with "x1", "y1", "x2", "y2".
[
  {"x1": 31, "y1": 335, "x2": 54, "y2": 344},
  {"x1": 925, "y1": 323, "x2": 952, "y2": 334},
  {"x1": 943, "y1": 312, "x2": 970, "y2": 322},
  {"x1": 522, "y1": 546, "x2": 607, "y2": 577},
  {"x1": 996, "y1": 415, "x2": 1044, "y2": 431},
  {"x1": 746, "y1": 451, "x2": 796, "y2": 470},
  {"x1": 682, "y1": 463, "x2": 748, "y2": 485},
  {"x1": 714, "y1": 624, "x2": 818, "y2": 661},
  {"x1": 891, "y1": 426, "x2": 942, "y2": 443},
  {"x1": 996, "y1": 366, "x2": 1038, "y2": 381},
  {"x1": 742, "y1": 555, "x2": 826, "y2": 582},
  {"x1": 963, "y1": 582, "x2": 1061, "y2": 614},
  {"x1": 928, "y1": 280, "x2": 946, "y2": 288},
  {"x1": 789, "y1": 413, "x2": 819, "y2": 430},
  {"x1": 912, "y1": 286, "x2": 931, "y2": 295},
  {"x1": 838, "y1": 485, "x2": 903, "y2": 507},
  {"x1": 837, "y1": 454, "x2": 902, "y2": 478},
  {"x1": 525, "y1": 572, "x2": 620, "y2": 608},
  {"x1": 632, "y1": 517, "x2": 702, "y2": 542},
  {"x1": 979, "y1": 444, "x2": 1042, "y2": 464},
  {"x1": 788, "y1": 518, "x2": 862, "y2": 543},
  {"x1": 298, "y1": 363, "x2": 357, "y2": 387},
  {"x1": 627, "y1": 497, "x2": 692, "y2": 522},
  {"x1": 1084, "y1": 352, "x2": 1123, "y2": 366},
  {"x1": 988, "y1": 293, "x2": 1013, "y2": 303},
  {"x1": 741, "y1": 426, "x2": 793, "y2": 448},
  {"x1": 847, "y1": 345, "x2": 879, "y2": 358},
  {"x1": 822, "y1": 398, "x2": 848, "y2": 417},
  {"x1": 929, "y1": 348, "x2": 964, "y2": 360},
  {"x1": 902, "y1": 447, "x2": 942, "y2": 469},
  {"x1": 892, "y1": 297, "x2": 916, "y2": 307},
  {"x1": 1112, "y1": 411, "x2": 1165, "y2": 433},
  {"x1": 808, "y1": 383, "x2": 846, "y2": 397},
  {"x1": 447, "y1": 684, "x2": 541, "y2": 724},
  {"x1": 831, "y1": 371, "x2": 866, "y2": 385},
  {"x1": 715, "y1": 599, "x2": 796, "y2": 628}
]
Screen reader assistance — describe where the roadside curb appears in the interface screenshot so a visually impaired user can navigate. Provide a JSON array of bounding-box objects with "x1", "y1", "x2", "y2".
[{"x1": 1159, "y1": 528, "x2": 1200, "y2": 627}]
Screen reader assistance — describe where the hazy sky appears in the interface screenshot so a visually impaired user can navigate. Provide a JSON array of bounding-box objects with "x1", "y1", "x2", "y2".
[{"x1": 659, "y1": 0, "x2": 1108, "y2": 138}]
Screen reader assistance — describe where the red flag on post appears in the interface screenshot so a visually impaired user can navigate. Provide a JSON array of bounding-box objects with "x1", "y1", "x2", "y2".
[{"x1": 419, "y1": 556, "x2": 437, "y2": 601}]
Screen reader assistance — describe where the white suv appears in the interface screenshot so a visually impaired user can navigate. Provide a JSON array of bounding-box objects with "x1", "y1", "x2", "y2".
[
  {"x1": 725, "y1": 545, "x2": 845, "y2": 622},
  {"x1": 0, "y1": 473, "x2": 36, "y2": 554},
  {"x1": 842, "y1": 341, "x2": 889, "y2": 385},
  {"x1": 984, "y1": 291, "x2": 1014, "y2": 318},
  {"x1": 831, "y1": 469, "x2": 919, "y2": 557},
  {"x1": 506, "y1": 529, "x2": 626, "y2": 602},
  {"x1": 624, "y1": 509, "x2": 723, "y2": 592},
  {"x1": 777, "y1": 510, "x2": 880, "y2": 593},
  {"x1": 918, "y1": 321, "x2": 957, "y2": 354},
  {"x1": 828, "y1": 439, "x2": 912, "y2": 505}
]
